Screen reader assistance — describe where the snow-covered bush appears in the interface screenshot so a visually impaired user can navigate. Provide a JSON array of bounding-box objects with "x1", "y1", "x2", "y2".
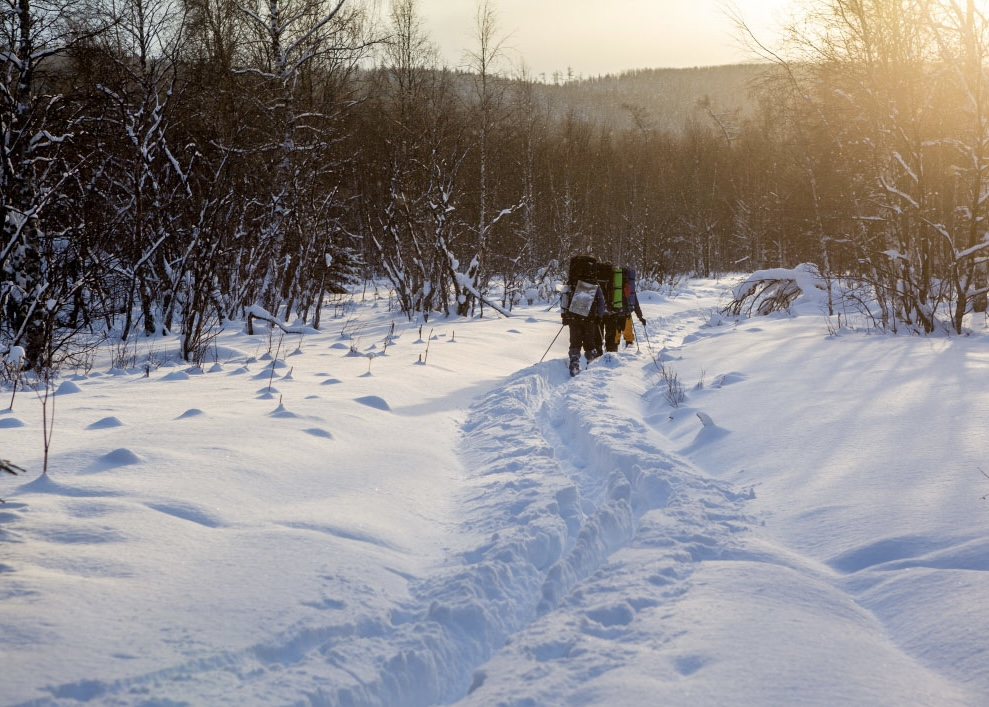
[
  {"x1": 660, "y1": 363, "x2": 686, "y2": 408},
  {"x1": 722, "y1": 264, "x2": 829, "y2": 317}
]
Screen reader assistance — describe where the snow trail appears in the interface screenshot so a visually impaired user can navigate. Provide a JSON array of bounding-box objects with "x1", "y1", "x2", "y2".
[
  {"x1": 294, "y1": 344, "x2": 755, "y2": 705},
  {"x1": 6, "y1": 288, "x2": 987, "y2": 706},
  {"x1": 457, "y1": 351, "x2": 755, "y2": 704}
]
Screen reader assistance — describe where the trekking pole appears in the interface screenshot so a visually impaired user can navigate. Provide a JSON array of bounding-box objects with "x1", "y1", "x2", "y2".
[
  {"x1": 639, "y1": 320, "x2": 664, "y2": 373},
  {"x1": 540, "y1": 323, "x2": 565, "y2": 363}
]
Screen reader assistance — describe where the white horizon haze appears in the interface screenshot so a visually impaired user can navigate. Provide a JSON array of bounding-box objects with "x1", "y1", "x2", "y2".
[{"x1": 414, "y1": 0, "x2": 793, "y2": 78}]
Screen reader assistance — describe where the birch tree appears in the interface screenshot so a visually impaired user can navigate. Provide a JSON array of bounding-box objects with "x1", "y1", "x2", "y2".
[{"x1": 458, "y1": 0, "x2": 515, "y2": 316}]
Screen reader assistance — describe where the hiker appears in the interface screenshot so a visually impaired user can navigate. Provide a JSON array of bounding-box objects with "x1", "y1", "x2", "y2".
[
  {"x1": 603, "y1": 264, "x2": 625, "y2": 353},
  {"x1": 620, "y1": 267, "x2": 647, "y2": 347},
  {"x1": 561, "y1": 255, "x2": 607, "y2": 376}
]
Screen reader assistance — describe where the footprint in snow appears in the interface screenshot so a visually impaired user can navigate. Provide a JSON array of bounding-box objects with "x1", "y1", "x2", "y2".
[
  {"x1": 711, "y1": 371, "x2": 747, "y2": 388},
  {"x1": 176, "y1": 409, "x2": 204, "y2": 420}
]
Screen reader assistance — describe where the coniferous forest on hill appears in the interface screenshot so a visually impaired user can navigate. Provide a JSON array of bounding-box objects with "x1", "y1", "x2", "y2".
[{"x1": 4, "y1": 0, "x2": 989, "y2": 374}]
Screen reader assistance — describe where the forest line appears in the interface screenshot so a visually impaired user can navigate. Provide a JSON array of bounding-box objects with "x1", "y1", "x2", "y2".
[{"x1": 3, "y1": 0, "x2": 989, "y2": 374}]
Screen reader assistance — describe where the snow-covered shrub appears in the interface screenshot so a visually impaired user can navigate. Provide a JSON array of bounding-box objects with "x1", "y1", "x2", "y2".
[
  {"x1": 658, "y1": 362, "x2": 686, "y2": 408},
  {"x1": 722, "y1": 264, "x2": 828, "y2": 317}
]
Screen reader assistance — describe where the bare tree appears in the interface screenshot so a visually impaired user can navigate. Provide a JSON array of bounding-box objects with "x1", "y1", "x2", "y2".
[
  {"x1": 87, "y1": 0, "x2": 195, "y2": 339},
  {"x1": 458, "y1": 0, "x2": 515, "y2": 316},
  {"x1": 234, "y1": 0, "x2": 369, "y2": 323},
  {"x1": 0, "y1": 0, "x2": 86, "y2": 370},
  {"x1": 924, "y1": 0, "x2": 989, "y2": 331},
  {"x1": 738, "y1": 0, "x2": 989, "y2": 333}
]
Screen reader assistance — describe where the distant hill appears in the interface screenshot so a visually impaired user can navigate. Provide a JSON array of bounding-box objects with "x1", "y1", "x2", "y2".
[{"x1": 538, "y1": 64, "x2": 773, "y2": 135}]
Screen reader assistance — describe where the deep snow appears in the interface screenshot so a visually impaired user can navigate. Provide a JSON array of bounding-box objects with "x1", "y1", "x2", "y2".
[{"x1": 1, "y1": 277, "x2": 988, "y2": 706}]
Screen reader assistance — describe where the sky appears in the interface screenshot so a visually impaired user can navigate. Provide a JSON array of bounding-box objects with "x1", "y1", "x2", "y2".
[{"x1": 415, "y1": 0, "x2": 794, "y2": 79}]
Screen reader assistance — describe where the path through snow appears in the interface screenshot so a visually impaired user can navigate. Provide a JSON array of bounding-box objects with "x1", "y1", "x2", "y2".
[{"x1": 3, "y1": 283, "x2": 987, "y2": 706}]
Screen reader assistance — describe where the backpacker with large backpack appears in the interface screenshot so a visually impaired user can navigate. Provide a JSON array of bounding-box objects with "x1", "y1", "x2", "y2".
[
  {"x1": 620, "y1": 267, "x2": 645, "y2": 347},
  {"x1": 562, "y1": 255, "x2": 606, "y2": 376},
  {"x1": 595, "y1": 261, "x2": 627, "y2": 352},
  {"x1": 563, "y1": 255, "x2": 601, "y2": 319}
]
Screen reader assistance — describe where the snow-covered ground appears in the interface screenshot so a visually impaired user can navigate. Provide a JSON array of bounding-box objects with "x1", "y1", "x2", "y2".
[{"x1": 2, "y1": 277, "x2": 988, "y2": 706}]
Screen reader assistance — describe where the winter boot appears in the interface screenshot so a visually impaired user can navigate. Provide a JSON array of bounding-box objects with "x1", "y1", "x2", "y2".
[{"x1": 568, "y1": 352, "x2": 581, "y2": 377}]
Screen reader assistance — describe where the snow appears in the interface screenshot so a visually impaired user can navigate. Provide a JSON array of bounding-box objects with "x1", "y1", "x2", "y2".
[{"x1": 2, "y1": 277, "x2": 989, "y2": 706}]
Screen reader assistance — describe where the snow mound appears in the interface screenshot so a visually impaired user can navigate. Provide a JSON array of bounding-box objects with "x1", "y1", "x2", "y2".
[
  {"x1": 303, "y1": 428, "x2": 333, "y2": 439},
  {"x1": 268, "y1": 402, "x2": 299, "y2": 418},
  {"x1": 145, "y1": 501, "x2": 226, "y2": 528},
  {"x1": 96, "y1": 448, "x2": 142, "y2": 468},
  {"x1": 354, "y1": 395, "x2": 390, "y2": 411},
  {"x1": 86, "y1": 417, "x2": 124, "y2": 430},
  {"x1": 160, "y1": 370, "x2": 190, "y2": 382},
  {"x1": 56, "y1": 381, "x2": 82, "y2": 395}
]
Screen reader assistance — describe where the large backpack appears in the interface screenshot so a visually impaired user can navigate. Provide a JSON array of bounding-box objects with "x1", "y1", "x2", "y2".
[
  {"x1": 568, "y1": 255, "x2": 597, "y2": 289},
  {"x1": 610, "y1": 265, "x2": 625, "y2": 313},
  {"x1": 565, "y1": 255, "x2": 598, "y2": 319},
  {"x1": 595, "y1": 261, "x2": 619, "y2": 313},
  {"x1": 622, "y1": 267, "x2": 637, "y2": 314}
]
